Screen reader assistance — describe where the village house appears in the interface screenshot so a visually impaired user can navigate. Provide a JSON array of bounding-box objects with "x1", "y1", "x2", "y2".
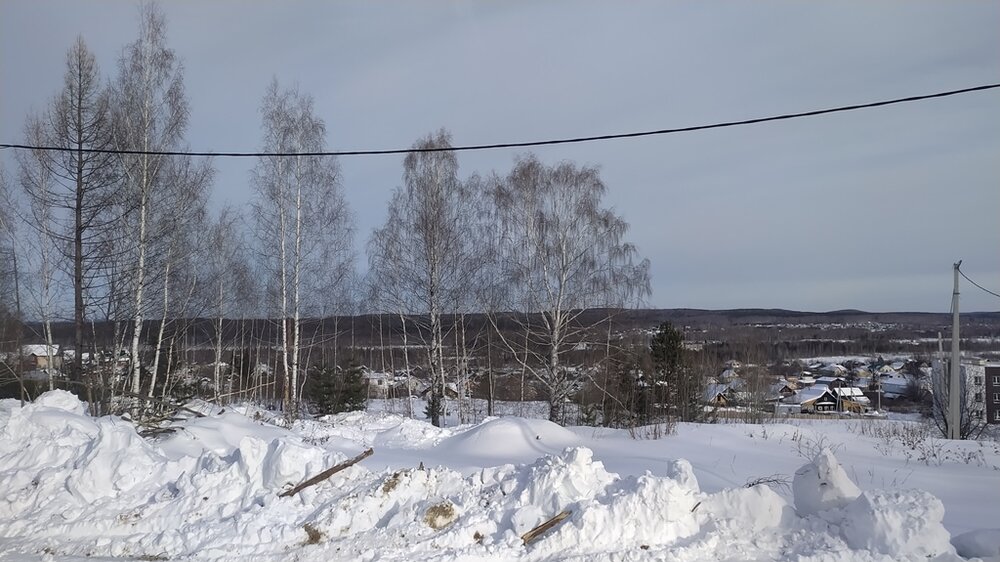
[
  {"x1": 703, "y1": 383, "x2": 734, "y2": 407},
  {"x1": 21, "y1": 344, "x2": 62, "y2": 371},
  {"x1": 832, "y1": 386, "x2": 871, "y2": 413},
  {"x1": 787, "y1": 387, "x2": 838, "y2": 413}
]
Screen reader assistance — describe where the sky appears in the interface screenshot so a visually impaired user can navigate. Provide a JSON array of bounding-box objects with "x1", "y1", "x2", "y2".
[{"x1": 1, "y1": 0, "x2": 998, "y2": 313}]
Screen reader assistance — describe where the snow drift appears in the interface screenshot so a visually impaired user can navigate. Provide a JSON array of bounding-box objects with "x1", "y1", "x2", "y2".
[{"x1": 0, "y1": 392, "x2": 977, "y2": 561}]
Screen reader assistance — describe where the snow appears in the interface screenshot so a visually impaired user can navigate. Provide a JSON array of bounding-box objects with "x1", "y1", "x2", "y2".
[
  {"x1": 840, "y1": 489, "x2": 955, "y2": 559},
  {"x1": 2, "y1": 391, "x2": 999, "y2": 561},
  {"x1": 953, "y1": 529, "x2": 1000, "y2": 560},
  {"x1": 792, "y1": 448, "x2": 861, "y2": 516}
]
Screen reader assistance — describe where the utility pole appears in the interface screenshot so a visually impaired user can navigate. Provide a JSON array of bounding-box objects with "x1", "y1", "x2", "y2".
[{"x1": 948, "y1": 261, "x2": 962, "y2": 439}]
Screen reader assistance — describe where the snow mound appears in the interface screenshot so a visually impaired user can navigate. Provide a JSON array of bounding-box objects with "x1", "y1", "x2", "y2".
[
  {"x1": 701, "y1": 484, "x2": 793, "y2": 533},
  {"x1": 295, "y1": 410, "x2": 457, "y2": 450},
  {"x1": 791, "y1": 449, "x2": 959, "y2": 561},
  {"x1": 840, "y1": 490, "x2": 956, "y2": 559},
  {"x1": 436, "y1": 416, "x2": 581, "y2": 459},
  {"x1": 0, "y1": 393, "x2": 341, "y2": 559},
  {"x1": 793, "y1": 447, "x2": 861, "y2": 516},
  {"x1": 953, "y1": 529, "x2": 1000, "y2": 560},
  {"x1": 161, "y1": 411, "x2": 302, "y2": 457},
  {"x1": 542, "y1": 471, "x2": 702, "y2": 554},
  {"x1": 502, "y1": 447, "x2": 617, "y2": 535},
  {"x1": 33, "y1": 389, "x2": 89, "y2": 414}
]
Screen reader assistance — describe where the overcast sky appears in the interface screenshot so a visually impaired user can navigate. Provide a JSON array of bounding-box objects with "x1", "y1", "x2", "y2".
[{"x1": 2, "y1": 1, "x2": 998, "y2": 313}]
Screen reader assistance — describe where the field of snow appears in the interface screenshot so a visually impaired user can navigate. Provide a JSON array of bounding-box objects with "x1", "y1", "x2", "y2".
[{"x1": 2, "y1": 391, "x2": 1000, "y2": 561}]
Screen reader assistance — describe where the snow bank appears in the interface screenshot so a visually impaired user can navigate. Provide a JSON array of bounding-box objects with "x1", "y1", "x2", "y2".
[
  {"x1": 294, "y1": 409, "x2": 457, "y2": 450},
  {"x1": 436, "y1": 416, "x2": 582, "y2": 459},
  {"x1": 0, "y1": 391, "x2": 340, "y2": 559},
  {"x1": 953, "y1": 529, "x2": 1000, "y2": 560},
  {"x1": 0, "y1": 393, "x2": 976, "y2": 561}
]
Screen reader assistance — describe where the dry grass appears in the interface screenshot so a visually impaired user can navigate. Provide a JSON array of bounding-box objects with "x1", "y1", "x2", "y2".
[
  {"x1": 302, "y1": 523, "x2": 325, "y2": 545},
  {"x1": 424, "y1": 501, "x2": 458, "y2": 530}
]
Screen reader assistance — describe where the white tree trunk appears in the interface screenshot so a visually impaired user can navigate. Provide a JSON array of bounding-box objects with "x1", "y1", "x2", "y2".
[{"x1": 148, "y1": 257, "x2": 171, "y2": 400}]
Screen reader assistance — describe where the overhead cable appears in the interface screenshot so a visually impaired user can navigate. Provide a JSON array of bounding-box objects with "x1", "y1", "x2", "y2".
[
  {"x1": 959, "y1": 266, "x2": 1000, "y2": 300},
  {"x1": 1, "y1": 83, "x2": 998, "y2": 158}
]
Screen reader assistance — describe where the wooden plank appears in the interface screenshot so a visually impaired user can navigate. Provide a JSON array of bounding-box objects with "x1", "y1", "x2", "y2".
[
  {"x1": 279, "y1": 448, "x2": 374, "y2": 498},
  {"x1": 521, "y1": 509, "x2": 571, "y2": 545}
]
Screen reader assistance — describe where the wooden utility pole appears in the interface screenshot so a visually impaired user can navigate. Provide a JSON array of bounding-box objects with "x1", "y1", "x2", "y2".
[{"x1": 948, "y1": 261, "x2": 962, "y2": 439}]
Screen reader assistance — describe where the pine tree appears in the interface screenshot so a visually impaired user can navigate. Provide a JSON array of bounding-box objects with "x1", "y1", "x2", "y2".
[
  {"x1": 650, "y1": 322, "x2": 704, "y2": 422},
  {"x1": 306, "y1": 358, "x2": 367, "y2": 415},
  {"x1": 339, "y1": 359, "x2": 368, "y2": 413}
]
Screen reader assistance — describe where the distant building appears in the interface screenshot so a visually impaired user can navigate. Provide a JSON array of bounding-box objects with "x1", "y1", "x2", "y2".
[
  {"x1": 788, "y1": 387, "x2": 838, "y2": 413},
  {"x1": 22, "y1": 344, "x2": 62, "y2": 371},
  {"x1": 932, "y1": 358, "x2": 990, "y2": 427},
  {"x1": 832, "y1": 387, "x2": 871, "y2": 413},
  {"x1": 986, "y1": 362, "x2": 1000, "y2": 425}
]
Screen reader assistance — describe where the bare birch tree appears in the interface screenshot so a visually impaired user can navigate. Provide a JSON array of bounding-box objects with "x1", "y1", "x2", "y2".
[
  {"x1": 252, "y1": 79, "x2": 353, "y2": 419},
  {"x1": 491, "y1": 155, "x2": 651, "y2": 422},
  {"x1": 366, "y1": 130, "x2": 478, "y2": 427},
  {"x1": 0, "y1": 169, "x2": 28, "y2": 402},
  {"x1": 144, "y1": 154, "x2": 212, "y2": 401},
  {"x1": 16, "y1": 120, "x2": 65, "y2": 391},
  {"x1": 203, "y1": 207, "x2": 252, "y2": 403},
  {"x1": 111, "y1": 3, "x2": 189, "y2": 406}
]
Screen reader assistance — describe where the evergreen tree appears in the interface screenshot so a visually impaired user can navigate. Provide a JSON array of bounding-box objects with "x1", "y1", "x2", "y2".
[
  {"x1": 339, "y1": 359, "x2": 368, "y2": 413},
  {"x1": 305, "y1": 358, "x2": 367, "y2": 415},
  {"x1": 650, "y1": 322, "x2": 705, "y2": 422}
]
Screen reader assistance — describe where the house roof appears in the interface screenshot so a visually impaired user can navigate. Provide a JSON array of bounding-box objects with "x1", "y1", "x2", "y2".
[
  {"x1": 704, "y1": 383, "x2": 733, "y2": 402},
  {"x1": 22, "y1": 344, "x2": 59, "y2": 357},
  {"x1": 787, "y1": 387, "x2": 836, "y2": 405},
  {"x1": 767, "y1": 382, "x2": 795, "y2": 400},
  {"x1": 833, "y1": 386, "x2": 864, "y2": 397}
]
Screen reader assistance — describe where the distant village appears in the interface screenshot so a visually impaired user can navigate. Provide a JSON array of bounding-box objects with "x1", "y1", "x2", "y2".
[{"x1": 7, "y1": 324, "x2": 1000, "y2": 429}]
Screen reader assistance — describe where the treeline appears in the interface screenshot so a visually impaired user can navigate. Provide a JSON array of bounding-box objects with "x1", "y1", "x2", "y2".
[{"x1": 0, "y1": 4, "x2": 651, "y2": 425}]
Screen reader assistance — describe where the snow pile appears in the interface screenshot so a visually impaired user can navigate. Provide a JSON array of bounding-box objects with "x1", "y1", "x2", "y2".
[
  {"x1": 952, "y1": 529, "x2": 1000, "y2": 560},
  {"x1": 0, "y1": 392, "x2": 981, "y2": 561},
  {"x1": 540, "y1": 466, "x2": 703, "y2": 554},
  {"x1": 841, "y1": 490, "x2": 954, "y2": 559},
  {"x1": 792, "y1": 447, "x2": 861, "y2": 516},
  {"x1": 293, "y1": 409, "x2": 457, "y2": 450},
  {"x1": 499, "y1": 446, "x2": 616, "y2": 535},
  {"x1": 791, "y1": 448, "x2": 957, "y2": 560},
  {"x1": 436, "y1": 416, "x2": 582, "y2": 459},
  {"x1": 0, "y1": 391, "x2": 341, "y2": 559}
]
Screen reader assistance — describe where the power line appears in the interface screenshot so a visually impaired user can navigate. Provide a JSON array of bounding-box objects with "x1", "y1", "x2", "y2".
[
  {"x1": 959, "y1": 266, "x2": 1000, "y2": 300},
  {"x1": 1, "y1": 83, "x2": 998, "y2": 158}
]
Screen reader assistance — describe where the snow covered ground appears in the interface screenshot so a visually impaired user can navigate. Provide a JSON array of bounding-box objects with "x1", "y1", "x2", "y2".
[{"x1": 2, "y1": 391, "x2": 999, "y2": 561}]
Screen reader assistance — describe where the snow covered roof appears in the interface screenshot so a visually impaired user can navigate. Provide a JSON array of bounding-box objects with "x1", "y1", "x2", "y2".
[
  {"x1": 788, "y1": 387, "x2": 836, "y2": 405},
  {"x1": 22, "y1": 344, "x2": 59, "y2": 357},
  {"x1": 833, "y1": 387, "x2": 865, "y2": 398},
  {"x1": 704, "y1": 383, "x2": 733, "y2": 402}
]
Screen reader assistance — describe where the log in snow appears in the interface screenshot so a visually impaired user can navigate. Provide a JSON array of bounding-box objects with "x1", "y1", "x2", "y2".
[
  {"x1": 279, "y1": 447, "x2": 374, "y2": 498},
  {"x1": 521, "y1": 510, "x2": 571, "y2": 545}
]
